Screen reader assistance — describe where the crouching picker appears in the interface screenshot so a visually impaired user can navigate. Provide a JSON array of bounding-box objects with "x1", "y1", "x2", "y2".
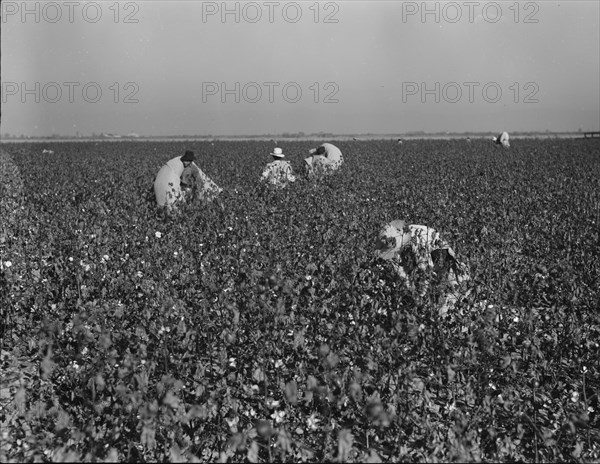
[
  {"x1": 304, "y1": 143, "x2": 344, "y2": 179},
  {"x1": 374, "y1": 220, "x2": 471, "y2": 316},
  {"x1": 153, "y1": 150, "x2": 222, "y2": 208}
]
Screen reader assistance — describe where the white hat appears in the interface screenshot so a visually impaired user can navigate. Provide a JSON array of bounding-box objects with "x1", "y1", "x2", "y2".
[{"x1": 271, "y1": 147, "x2": 285, "y2": 158}]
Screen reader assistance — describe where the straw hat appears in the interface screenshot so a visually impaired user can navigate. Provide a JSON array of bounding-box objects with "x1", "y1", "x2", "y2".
[{"x1": 271, "y1": 147, "x2": 285, "y2": 158}]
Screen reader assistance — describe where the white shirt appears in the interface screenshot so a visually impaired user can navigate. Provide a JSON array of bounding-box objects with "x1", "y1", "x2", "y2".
[
  {"x1": 165, "y1": 156, "x2": 186, "y2": 177},
  {"x1": 321, "y1": 143, "x2": 343, "y2": 163}
]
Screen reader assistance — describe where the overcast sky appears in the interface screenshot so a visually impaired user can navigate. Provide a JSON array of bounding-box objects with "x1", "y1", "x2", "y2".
[{"x1": 1, "y1": 1, "x2": 599, "y2": 137}]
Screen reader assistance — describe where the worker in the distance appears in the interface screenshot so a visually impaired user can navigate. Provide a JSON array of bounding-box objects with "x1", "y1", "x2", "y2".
[
  {"x1": 304, "y1": 142, "x2": 344, "y2": 179},
  {"x1": 153, "y1": 150, "x2": 221, "y2": 208},
  {"x1": 260, "y1": 147, "x2": 297, "y2": 188}
]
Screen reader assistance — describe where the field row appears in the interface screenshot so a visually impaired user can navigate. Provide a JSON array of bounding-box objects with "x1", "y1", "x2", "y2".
[{"x1": 1, "y1": 139, "x2": 599, "y2": 462}]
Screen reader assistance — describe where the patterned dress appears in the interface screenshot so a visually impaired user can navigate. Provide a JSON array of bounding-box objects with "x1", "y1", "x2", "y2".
[
  {"x1": 260, "y1": 160, "x2": 296, "y2": 188},
  {"x1": 375, "y1": 220, "x2": 470, "y2": 315},
  {"x1": 181, "y1": 163, "x2": 223, "y2": 202}
]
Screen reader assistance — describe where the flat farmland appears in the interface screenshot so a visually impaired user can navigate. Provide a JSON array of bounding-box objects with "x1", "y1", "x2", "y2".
[{"x1": 1, "y1": 138, "x2": 599, "y2": 462}]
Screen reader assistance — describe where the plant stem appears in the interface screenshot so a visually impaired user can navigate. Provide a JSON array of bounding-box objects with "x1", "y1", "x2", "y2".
[
  {"x1": 582, "y1": 369, "x2": 591, "y2": 450},
  {"x1": 533, "y1": 383, "x2": 539, "y2": 464}
]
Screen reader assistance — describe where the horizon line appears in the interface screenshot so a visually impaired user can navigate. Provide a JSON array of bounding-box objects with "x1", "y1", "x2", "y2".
[{"x1": 2, "y1": 129, "x2": 599, "y2": 141}]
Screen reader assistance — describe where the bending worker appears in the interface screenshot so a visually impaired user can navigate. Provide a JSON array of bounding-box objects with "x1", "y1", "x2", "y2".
[
  {"x1": 304, "y1": 142, "x2": 344, "y2": 178},
  {"x1": 492, "y1": 131, "x2": 510, "y2": 148},
  {"x1": 153, "y1": 150, "x2": 221, "y2": 207},
  {"x1": 260, "y1": 147, "x2": 296, "y2": 188},
  {"x1": 374, "y1": 219, "x2": 470, "y2": 315}
]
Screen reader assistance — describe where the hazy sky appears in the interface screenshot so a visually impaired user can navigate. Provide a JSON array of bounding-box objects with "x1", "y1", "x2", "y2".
[{"x1": 1, "y1": 0, "x2": 599, "y2": 136}]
